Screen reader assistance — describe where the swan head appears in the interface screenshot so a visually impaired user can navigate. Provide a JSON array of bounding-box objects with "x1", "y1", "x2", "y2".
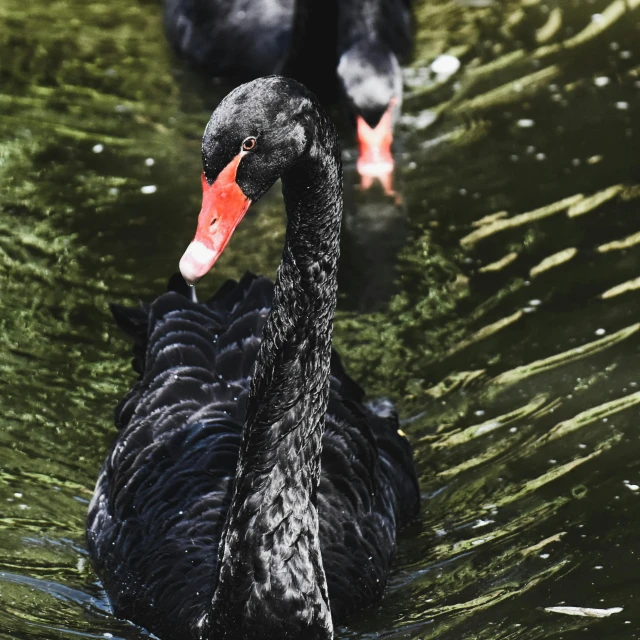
[
  {"x1": 180, "y1": 76, "x2": 319, "y2": 285},
  {"x1": 337, "y1": 40, "x2": 402, "y2": 179}
]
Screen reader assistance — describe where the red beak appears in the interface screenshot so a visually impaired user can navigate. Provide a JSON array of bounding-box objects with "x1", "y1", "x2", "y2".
[
  {"x1": 179, "y1": 153, "x2": 252, "y2": 285},
  {"x1": 356, "y1": 102, "x2": 395, "y2": 177}
]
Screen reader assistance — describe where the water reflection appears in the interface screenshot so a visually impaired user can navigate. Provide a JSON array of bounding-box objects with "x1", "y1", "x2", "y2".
[
  {"x1": 1, "y1": 0, "x2": 640, "y2": 638},
  {"x1": 340, "y1": 167, "x2": 408, "y2": 311}
]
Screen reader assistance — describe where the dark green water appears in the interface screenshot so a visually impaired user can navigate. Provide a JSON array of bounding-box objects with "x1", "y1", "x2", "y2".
[{"x1": 1, "y1": 0, "x2": 640, "y2": 638}]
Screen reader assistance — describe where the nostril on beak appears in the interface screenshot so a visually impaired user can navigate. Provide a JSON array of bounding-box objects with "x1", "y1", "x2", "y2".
[{"x1": 209, "y1": 217, "x2": 218, "y2": 231}]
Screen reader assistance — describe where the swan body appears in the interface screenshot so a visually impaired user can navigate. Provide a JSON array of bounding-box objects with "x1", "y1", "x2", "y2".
[
  {"x1": 163, "y1": 0, "x2": 297, "y2": 77},
  {"x1": 87, "y1": 77, "x2": 419, "y2": 640}
]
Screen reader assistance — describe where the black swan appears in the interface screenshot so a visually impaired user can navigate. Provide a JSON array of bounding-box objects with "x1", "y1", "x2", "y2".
[
  {"x1": 335, "y1": 0, "x2": 412, "y2": 178},
  {"x1": 163, "y1": 0, "x2": 412, "y2": 179},
  {"x1": 87, "y1": 76, "x2": 419, "y2": 640}
]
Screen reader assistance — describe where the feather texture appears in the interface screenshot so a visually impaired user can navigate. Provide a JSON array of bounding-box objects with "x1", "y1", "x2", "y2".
[{"x1": 88, "y1": 274, "x2": 419, "y2": 640}]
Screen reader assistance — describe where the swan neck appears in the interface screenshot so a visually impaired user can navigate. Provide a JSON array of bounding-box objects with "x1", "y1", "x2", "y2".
[
  {"x1": 338, "y1": 0, "x2": 384, "y2": 50},
  {"x1": 208, "y1": 121, "x2": 341, "y2": 640}
]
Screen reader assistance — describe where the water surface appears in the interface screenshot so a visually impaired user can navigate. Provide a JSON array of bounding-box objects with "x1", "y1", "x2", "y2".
[{"x1": 1, "y1": 0, "x2": 640, "y2": 638}]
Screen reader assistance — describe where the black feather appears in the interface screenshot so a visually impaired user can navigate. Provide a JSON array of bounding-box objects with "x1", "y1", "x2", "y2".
[{"x1": 90, "y1": 275, "x2": 418, "y2": 639}]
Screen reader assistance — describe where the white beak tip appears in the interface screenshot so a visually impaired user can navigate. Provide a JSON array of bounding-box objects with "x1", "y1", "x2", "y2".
[{"x1": 179, "y1": 241, "x2": 218, "y2": 285}]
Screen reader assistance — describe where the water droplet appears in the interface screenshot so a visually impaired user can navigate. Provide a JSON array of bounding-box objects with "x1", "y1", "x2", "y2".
[
  {"x1": 141, "y1": 185, "x2": 157, "y2": 194},
  {"x1": 517, "y1": 118, "x2": 535, "y2": 128},
  {"x1": 594, "y1": 76, "x2": 610, "y2": 87},
  {"x1": 145, "y1": 157, "x2": 155, "y2": 166},
  {"x1": 92, "y1": 144, "x2": 104, "y2": 153}
]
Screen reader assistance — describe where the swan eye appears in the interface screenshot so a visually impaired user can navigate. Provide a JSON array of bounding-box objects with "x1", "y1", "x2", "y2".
[{"x1": 242, "y1": 137, "x2": 257, "y2": 152}]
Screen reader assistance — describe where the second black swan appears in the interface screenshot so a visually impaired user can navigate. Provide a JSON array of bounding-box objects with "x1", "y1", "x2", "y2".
[
  {"x1": 335, "y1": 0, "x2": 412, "y2": 177},
  {"x1": 87, "y1": 76, "x2": 419, "y2": 640},
  {"x1": 163, "y1": 0, "x2": 412, "y2": 178}
]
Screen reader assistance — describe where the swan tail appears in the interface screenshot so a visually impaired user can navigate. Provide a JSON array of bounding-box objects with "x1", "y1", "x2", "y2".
[
  {"x1": 328, "y1": 350, "x2": 420, "y2": 530},
  {"x1": 367, "y1": 399, "x2": 420, "y2": 527}
]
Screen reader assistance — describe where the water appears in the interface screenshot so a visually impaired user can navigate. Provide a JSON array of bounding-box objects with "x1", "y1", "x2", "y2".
[{"x1": 1, "y1": 0, "x2": 640, "y2": 638}]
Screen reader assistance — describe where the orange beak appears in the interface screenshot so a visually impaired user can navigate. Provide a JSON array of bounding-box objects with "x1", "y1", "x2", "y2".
[
  {"x1": 356, "y1": 102, "x2": 395, "y2": 178},
  {"x1": 179, "y1": 153, "x2": 252, "y2": 285}
]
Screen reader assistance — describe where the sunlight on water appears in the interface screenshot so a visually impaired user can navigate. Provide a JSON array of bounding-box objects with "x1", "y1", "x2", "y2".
[{"x1": 1, "y1": 0, "x2": 640, "y2": 638}]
